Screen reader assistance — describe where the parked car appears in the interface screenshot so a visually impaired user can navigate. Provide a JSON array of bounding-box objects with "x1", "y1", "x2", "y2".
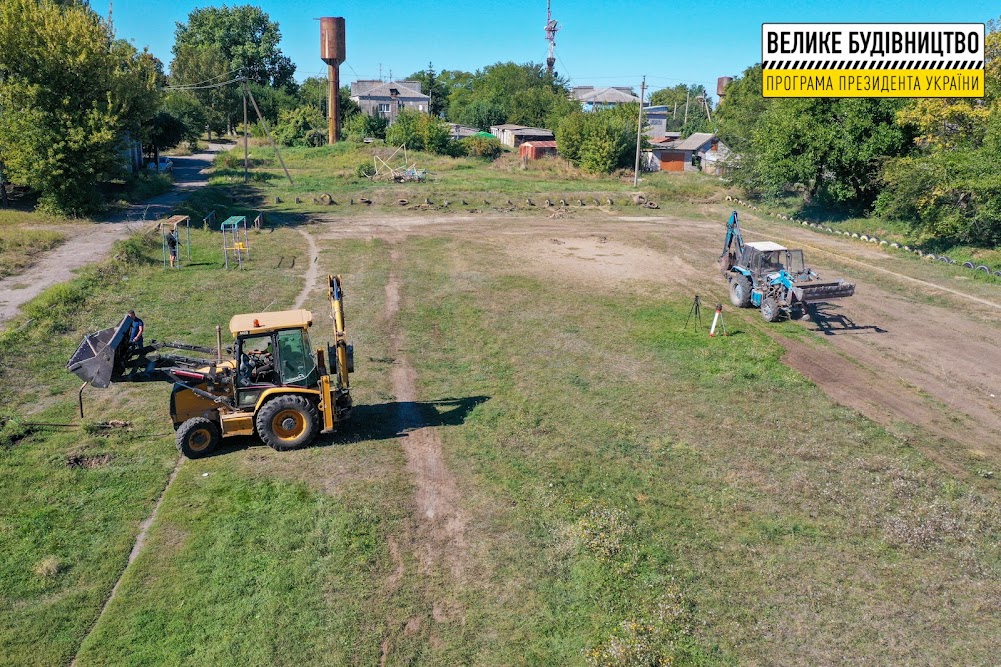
[{"x1": 146, "y1": 157, "x2": 173, "y2": 173}]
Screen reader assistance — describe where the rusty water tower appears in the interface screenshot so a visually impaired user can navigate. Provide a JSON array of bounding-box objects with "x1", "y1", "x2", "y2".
[
  {"x1": 717, "y1": 76, "x2": 733, "y2": 99},
  {"x1": 320, "y1": 17, "x2": 346, "y2": 144}
]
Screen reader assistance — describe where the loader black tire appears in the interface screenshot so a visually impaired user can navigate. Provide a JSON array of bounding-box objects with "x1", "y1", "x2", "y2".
[
  {"x1": 760, "y1": 297, "x2": 781, "y2": 322},
  {"x1": 256, "y1": 395, "x2": 319, "y2": 452},
  {"x1": 729, "y1": 275, "x2": 752, "y2": 308},
  {"x1": 176, "y1": 417, "x2": 220, "y2": 459}
]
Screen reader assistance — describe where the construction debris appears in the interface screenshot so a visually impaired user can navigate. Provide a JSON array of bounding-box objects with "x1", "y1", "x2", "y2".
[{"x1": 371, "y1": 144, "x2": 428, "y2": 182}]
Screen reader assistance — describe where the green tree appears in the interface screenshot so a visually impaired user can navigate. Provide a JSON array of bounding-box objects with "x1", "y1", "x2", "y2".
[
  {"x1": 748, "y1": 98, "x2": 911, "y2": 209},
  {"x1": 649, "y1": 83, "x2": 713, "y2": 133},
  {"x1": 407, "y1": 63, "x2": 450, "y2": 117},
  {"x1": 447, "y1": 61, "x2": 567, "y2": 126},
  {"x1": 173, "y1": 5, "x2": 295, "y2": 90},
  {"x1": 875, "y1": 22, "x2": 1001, "y2": 243},
  {"x1": 0, "y1": 0, "x2": 160, "y2": 214},
  {"x1": 161, "y1": 93, "x2": 207, "y2": 147},
  {"x1": 344, "y1": 113, "x2": 388, "y2": 141},
  {"x1": 273, "y1": 106, "x2": 326, "y2": 147},
  {"x1": 556, "y1": 106, "x2": 638, "y2": 174},
  {"x1": 714, "y1": 65, "x2": 769, "y2": 153},
  {"x1": 168, "y1": 43, "x2": 236, "y2": 136},
  {"x1": 508, "y1": 87, "x2": 578, "y2": 130},
  {"x1": 385, "y1": 110, "x2": 451, "y2": 154},
  {"x1": 246, "y1": 82, "x2": 298, "y2": 124},
  {"x1": 460, "y1": 135, "x2": 502, "y2": 160},
  {"x1": 298, "y1": 78, "x2": 360, "y2": 128},
  {"x1": 454, "y1": 100, "x2": 507, "y2": 131},
  {"x1": 145, "y1": 111, "x2": 189, "y2": 154}
]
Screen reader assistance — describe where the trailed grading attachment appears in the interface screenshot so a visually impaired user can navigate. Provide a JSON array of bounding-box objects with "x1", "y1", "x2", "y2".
[
  {"x1": 792, "y1": 279, "x2": 856, "y2": 303},
  {"x1": 718, "y1": 211, "x2": 855, "y2": 321}
]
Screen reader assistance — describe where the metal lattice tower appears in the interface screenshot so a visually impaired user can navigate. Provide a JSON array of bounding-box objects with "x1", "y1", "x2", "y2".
[{"x1": 545, "y1": 0, "x2": 560, "y2": 75}]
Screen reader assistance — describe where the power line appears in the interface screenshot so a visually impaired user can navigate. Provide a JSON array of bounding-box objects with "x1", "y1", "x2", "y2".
[
  {"x1": 168, "y1": 68, "x2": 242, "y2": 89},
  {"x1": 164, "y1": 77, "x2": 243, "y2": 91}
]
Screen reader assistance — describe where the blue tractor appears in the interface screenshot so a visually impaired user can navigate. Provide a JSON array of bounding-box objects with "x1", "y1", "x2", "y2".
[{"x1": 718, "y1": 211, "x2": 855, "y2": 321}]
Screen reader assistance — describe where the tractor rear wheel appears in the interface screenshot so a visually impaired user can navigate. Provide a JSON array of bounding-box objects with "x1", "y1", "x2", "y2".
[
  {"x1": 256, "y1": 395, "x2": 320, "y2": 451},
  {"x1": 176, "y1": 417, "x2": 220, "y2": 459},
  {"x1": 729, "y1": 275, "x2": 752, "y2": 308},
  {"x1": 760, "y1": 297, "x2": 781, "y2": 322}
]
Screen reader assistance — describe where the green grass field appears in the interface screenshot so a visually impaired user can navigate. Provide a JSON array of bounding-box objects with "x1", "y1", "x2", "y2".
[
  {"x1": 0, "y1": 210, "x2": 68, "y2": 279},
  {"x1": 2, "y1": 200, "x2": 1000, "y2": 665}
]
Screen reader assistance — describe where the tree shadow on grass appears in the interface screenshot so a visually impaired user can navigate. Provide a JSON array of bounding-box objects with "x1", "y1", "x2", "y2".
[
  {"x1": 204, "y1": 395, "x2": 490, "y2": 457},
  {"x1": 806, "y1": 303, "x2": 887, "y2": 335}
]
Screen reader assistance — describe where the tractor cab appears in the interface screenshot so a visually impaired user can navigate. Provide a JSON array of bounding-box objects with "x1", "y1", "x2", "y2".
[
  {"x1": 742, "y1": 242, "x2": 795, "y2": 275},
  {"x1": 230, "y1": 310, "x2": 320, "y2": 409}
]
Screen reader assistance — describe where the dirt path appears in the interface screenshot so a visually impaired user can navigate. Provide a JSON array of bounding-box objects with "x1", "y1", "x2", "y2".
[
  {"x1": 292, "y1": 229, "x2": 319, "y2": 310},
  {"x1": 378, "y1": 246, "x2": 468, "y2": 666},
  {"x1": 0, "y1": 144, "x2": 224, "y2": 327}
]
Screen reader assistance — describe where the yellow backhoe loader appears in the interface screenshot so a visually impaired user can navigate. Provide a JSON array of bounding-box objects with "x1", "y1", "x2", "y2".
[{"x1": 68, "y1": 275, "x2": 353, "y2": 458}]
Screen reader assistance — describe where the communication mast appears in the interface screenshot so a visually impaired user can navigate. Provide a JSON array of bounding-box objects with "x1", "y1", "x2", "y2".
[{"x1": 545, "y1": 0, "x2": 560, "y2": 76}]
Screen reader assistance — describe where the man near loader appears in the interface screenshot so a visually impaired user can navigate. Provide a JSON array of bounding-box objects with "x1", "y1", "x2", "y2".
[{"x1": 127, "y1": 310, "x2": 144, "y2": 356}]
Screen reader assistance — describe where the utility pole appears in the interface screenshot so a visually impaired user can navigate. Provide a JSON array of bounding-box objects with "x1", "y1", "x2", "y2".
[
  {"x1": 632, "y1": 76, "x2": 646, "y2": 187},
  {"x1": 243, "y1": 79, "x2": 294, "y2": 186},
  {"x1": 243, "y1": 86, "x2": 249, "y2": 183},
  {"x1": 684, "y1": 89, "x2": 690, "y2": 127},
  {"x1": 427, "y1": 62, "x2": 433, "y2": 116}
]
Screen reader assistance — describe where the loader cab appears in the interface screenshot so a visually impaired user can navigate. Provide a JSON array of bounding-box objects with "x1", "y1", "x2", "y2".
[{"x1": 230, "y1": 310, "x2": 319, "y2": 409}]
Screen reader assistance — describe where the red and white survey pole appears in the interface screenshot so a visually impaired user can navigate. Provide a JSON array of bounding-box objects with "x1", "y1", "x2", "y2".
[{"x1": 709, "y1": 303, "x2": 727, "y2": 338}]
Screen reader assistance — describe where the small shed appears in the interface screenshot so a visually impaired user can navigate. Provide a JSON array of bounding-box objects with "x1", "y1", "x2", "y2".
[
  {"x1": 490, "y1": 124, "x2": 555, "y2": 148},
  {"x1": 519, "y1": 141, "x2": 558, "y2": 160}
]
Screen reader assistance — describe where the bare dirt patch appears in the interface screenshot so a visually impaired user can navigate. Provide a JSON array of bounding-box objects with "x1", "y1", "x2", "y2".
[
  {"x1": 66, "y1": 453, "x2": 113, "y2": 469},
  {"x1": 525, "y1": 236, "x2": 698, "y2": 285}
]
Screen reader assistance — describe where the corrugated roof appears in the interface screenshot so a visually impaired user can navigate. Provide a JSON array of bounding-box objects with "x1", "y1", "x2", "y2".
[
  {"x1": 511, "y1": 127, "x2": 554, "y2": 136},
  {"x1": 674, "y1": 132, "x2": 716, "y2": 151},
  {"x1": 522, "y1": 140, "x2": 557, "y2": 148}
]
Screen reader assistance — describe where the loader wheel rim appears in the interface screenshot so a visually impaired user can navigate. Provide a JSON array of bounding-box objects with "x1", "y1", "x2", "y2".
[
  {"x1": 189, "y1": 428, "x2": 212, "y2": 452},
  {"x1": 272, "y1": 409, "x2": 306, "y2": 441}
]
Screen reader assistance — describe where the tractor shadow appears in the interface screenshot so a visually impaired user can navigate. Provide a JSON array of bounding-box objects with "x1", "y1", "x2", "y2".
[
  {"x1": 204, "y1": 395, "x2": 490, "y2": 457},
  {"x1": 329, "y1": 395, "x2": 491, "y2": 445},
  {"x1": 804, "y1": 303, "x2": 887, "y2": 335}
]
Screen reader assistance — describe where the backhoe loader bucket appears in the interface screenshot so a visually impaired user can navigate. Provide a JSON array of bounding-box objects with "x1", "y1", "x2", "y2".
[
  {"x1": 66, "y1": 316, "x2": 134, "y2": 388},
  {"x1": 793, "y1": 280, "x2": 856, "y2": 303}
]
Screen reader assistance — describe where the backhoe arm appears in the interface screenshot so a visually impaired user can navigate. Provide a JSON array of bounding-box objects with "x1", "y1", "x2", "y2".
[
  {"x1": 718, "y1": 211, "x2": 744, "y2": 272},
  {"x1": 328, "y1": 274, "x2": 350, "y2": 390}
]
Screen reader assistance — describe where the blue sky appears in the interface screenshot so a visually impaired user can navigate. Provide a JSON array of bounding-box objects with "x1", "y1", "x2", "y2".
[{"x1": 103, "y1": 0, "x2": 998, "y2": 95}]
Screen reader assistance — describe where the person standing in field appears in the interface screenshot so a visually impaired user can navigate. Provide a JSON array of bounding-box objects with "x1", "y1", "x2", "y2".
[
  {"x1": 128, "y1": 309, "x2": 144, "y2": 356},
  {"x1": 167, "y1": 228, "x2": 179, "y2": 267}
]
